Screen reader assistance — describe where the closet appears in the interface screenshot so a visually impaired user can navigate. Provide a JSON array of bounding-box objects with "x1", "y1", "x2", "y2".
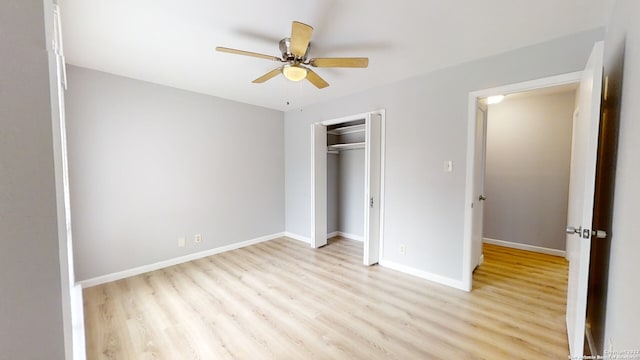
[
  {"x1": 311, "y1": 111, "x2": 383, "y2": 266},
  {"x1": 326, "y1": 120, "x2": 366, "y2": 243}
]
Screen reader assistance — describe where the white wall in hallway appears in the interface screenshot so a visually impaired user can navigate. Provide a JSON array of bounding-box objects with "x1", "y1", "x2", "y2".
[{"x1": 484, "y1": 90, "x2": 576, "y2": 251}]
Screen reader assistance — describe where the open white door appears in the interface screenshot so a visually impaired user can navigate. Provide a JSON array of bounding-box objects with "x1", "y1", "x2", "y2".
[
  {"x1": 565, "y1": 41, "x2": 604, "y2": 358},
  {"x1": 471, "y1": 103, "x2": 488, "y2": 269},
  {"x1": 311, "y1": 123, "x2": 327, "y2": 248},
  {"x1": 471, "y1": 102, "x2": 488, "y2": 270},
  {"x1": 363, "y1": 113, "x2": 382, "y2": 265}
]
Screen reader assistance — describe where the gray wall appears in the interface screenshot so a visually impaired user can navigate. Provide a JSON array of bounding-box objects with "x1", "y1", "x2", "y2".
[
  {"x1": 327, "y1": 153, "x2": 339, "y2": 233},
  {"x1": 338, "y1": 149, "x2": 365, "y2": 237},
  {"x1": 65, "y1": 66, "x2": 285, "y2": 281},
  {"x1": 327, "y1": 149, "x2": 365, "y2": 238},
  {"x1": 604, "y1": 0, "x2": 640, "y2": 350},
  {"x1": 0, "y1": 1, "x2": 66, "y2": 358},
  {"x1": 484, "y1": 91, "x2": 575, "y2": 250},
  {"x1": 284, "y1": 28, "x2": 603, "y2": 282}
]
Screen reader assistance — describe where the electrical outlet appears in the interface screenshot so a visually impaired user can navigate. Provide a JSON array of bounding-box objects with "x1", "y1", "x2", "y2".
[
  {"x1": 195, "y1": 234, "x2": 202, "y2": 244},
  {"x1": 178, "y1": 237, "x2": 186, "y2": 248},
  {"x1": 399, "y1": 244, "x2": 406, "y2": 255}
]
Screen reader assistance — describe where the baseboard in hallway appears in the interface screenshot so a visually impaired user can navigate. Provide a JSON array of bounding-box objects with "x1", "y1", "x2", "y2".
[{"x1": 483, "y1": 237, "x2": 566, "y2": 257}]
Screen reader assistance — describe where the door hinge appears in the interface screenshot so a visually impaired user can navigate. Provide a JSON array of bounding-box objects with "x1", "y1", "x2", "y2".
[{"x1": 370, "y1": 197, "x2": 374, "y2": 208}]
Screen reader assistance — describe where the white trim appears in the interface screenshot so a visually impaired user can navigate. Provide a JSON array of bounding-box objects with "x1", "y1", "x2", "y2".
[
  {"x1": 318, "y1": 111, "x2": 371, "y2": 127},
  {"x1": 284, "y1": 232, "x2": 312, "y2": 244},
  {"x1": 380, "y1": 260, "x2": 466, "y2": 291},
  {"x1": 378, "y1": 109, "x2": 387, "y2": 261},
  {"x1": 289, "y1": 230, "x2": 364, "y2": 243},
  {"x1": 483, "y1": 237, "x2": 566, "y2": 257},
  {"x1": 462, "y1": 90, "x2": 480, "y2": 291},
  {"x1": 79, "y1": 232, "x2": 285, "y2": 288},
  {"x1": 472, "y1": 71, "x2": 583, "y2": 98},
  {"x1": 70, "y1": 284, "x2": 86, "y2": 360},
  {"x1": 462, "y1": 71, "x2": 583, "y2": 292}
]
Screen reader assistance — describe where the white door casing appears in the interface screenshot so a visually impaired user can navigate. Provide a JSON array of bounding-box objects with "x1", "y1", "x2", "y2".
[
  {"x1": 566, "y1": 41, "x2": 604, "y2": 358},
  {"x1": 464, "y1": 72, "x2": 584, "y2": 291}
]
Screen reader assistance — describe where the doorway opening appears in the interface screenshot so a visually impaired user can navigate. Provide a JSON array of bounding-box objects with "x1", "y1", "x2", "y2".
[
  {"x1": 480, "y1": 83, "x2": 579, "y2": 260},
  {"x1": 464, "y1": 40, "x2": 606, "y2": 360},
  {"x1": 463, "y1": 71, "x2": 582, "y2": 290},
  {"x1": 311, "y1": 110, "x2": 385, "y2": 266}
]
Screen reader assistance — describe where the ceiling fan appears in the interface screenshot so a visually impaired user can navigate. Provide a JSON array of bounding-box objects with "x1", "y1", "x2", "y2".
[{"x1": 216, "y1": 21, "x2": 369, "y2": 89}]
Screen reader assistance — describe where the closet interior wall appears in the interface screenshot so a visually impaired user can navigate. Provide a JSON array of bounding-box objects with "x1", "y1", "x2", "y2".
[{"x1": 327, "y1": 120, "x2": 366, "y2": 240}]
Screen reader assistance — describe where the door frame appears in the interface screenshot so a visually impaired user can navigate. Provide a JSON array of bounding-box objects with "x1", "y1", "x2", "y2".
[
  {"x1": 311, "y1": 109, "x2": 386, "y2": 265},
  {"x1": 462, "y1": 71, "x2": 583, "y2": 291}
]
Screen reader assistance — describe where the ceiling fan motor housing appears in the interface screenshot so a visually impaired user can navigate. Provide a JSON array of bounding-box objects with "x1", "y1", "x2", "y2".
[{"x1": 279, "y1": 38, "x2": 309, "y2": 62}]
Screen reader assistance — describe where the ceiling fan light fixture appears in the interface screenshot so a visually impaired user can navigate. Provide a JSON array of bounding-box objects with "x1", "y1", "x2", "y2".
[{"x1": 282, "y1": 64, "x2": 308, "y2": 82}]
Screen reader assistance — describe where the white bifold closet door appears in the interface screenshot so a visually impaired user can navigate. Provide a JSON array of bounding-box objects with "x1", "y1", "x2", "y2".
[{"x1": 363, "y1": 113, "x2": 382, "y2": 265}]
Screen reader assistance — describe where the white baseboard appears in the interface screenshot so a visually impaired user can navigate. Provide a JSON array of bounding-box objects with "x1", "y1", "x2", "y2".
[
  {"x1": 70, "y1": 284, "x2": 86, "y2": 359},
  {"x1": 483, "y1": 237, "x2": 566, "y2": 257},
  {"x1": 286, "y1": 231, "x2": 363, "y2": 244},
  {"x1": 283, "y1": 232, "x2": 311, "y2": 244},
  {"x1": 79, "y1": 232, "x2": 285, "y2": 288},
  {"x1": 337, "y1": 231, "x2": 364, "y2": 242},
  {"x1": 327, "y1": 231, "x2": 364, "y2": 242},
  {"x1": 379, "y1": 259, "x2": 466, "y2": 291}
]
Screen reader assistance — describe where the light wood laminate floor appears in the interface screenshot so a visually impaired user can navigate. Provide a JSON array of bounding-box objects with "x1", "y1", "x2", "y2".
[{"x1": 83, "y1": 237, "x2": 569, "y2": 359}]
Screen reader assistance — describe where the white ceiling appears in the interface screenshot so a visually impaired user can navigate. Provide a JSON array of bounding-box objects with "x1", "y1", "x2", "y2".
[{"x1": 60, "y1": 0, "x2": 613, "y2": 111}]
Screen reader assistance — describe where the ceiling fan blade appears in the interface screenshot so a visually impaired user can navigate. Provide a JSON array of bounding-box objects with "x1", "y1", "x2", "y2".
[
  {"x1": 310, "y1": 57, "x2": 369, "y2": 68},
  {"x1": 216, "y1": 47, "x2": 281, "y2": 62},
  {"x1": 306, "y1": 68, "x2": 329, "y2": 89},
  {"x1": 290, "y1": 21, "x2": 313, "y2": 57},
  {"x1": 252, "y1": 67, "x2": 282, "y2": 83}
]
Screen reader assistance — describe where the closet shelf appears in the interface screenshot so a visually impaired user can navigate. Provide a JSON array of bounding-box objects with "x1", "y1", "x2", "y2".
[
  {"x1": 327, "y1": 142, "x2": 365, "y2": 152},
  {"x1": 326, "y1": 124, "x2": 365, "y2": 135}
]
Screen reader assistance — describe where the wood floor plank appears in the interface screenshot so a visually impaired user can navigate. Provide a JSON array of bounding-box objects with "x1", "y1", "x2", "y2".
[{"x1": 83, "y1": 238, "x2": 569, "y2": 359}]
